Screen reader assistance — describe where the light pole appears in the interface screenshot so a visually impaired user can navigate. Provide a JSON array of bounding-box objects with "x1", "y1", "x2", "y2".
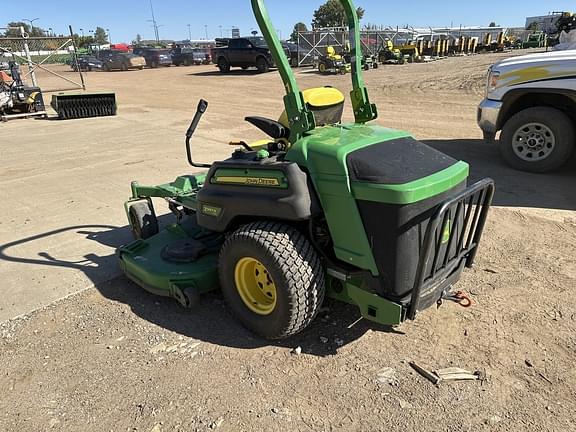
[
  {"x1": 79, "y1": 28, "x2": 84, "y2": 37},
  {"x1": 48, "y1": 27, "x2": 53, "y2": 37},
  {"x1": 156, "y1": 24, "x2": 164, "y2": 42},
  {"x1": 148, "y1": 0, "x2": 160, "y2": 43},
  {"x1": 187, "y1": 24, "x2": 191, "y2": 41},
  {"x1": 106, "y1": 28, "x2": 111, "y2": 44},
  {"x1": 219, "y1": 25, "x2": 223, "y2": 38},
  {"x1": 22, "y1": 18, "x2": 39, "y2": 34},
  {"x1": 204, "y1": 24, "x2": 208, "y2": 40}
]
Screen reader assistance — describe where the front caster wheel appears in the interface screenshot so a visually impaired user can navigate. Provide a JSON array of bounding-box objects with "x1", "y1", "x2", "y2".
[
  {"x1": 128, "y1": 201, "x2": 159, "y2": 240},
  {"x1": 219, "y1": 221, "x2": 325, "y2": 339}
]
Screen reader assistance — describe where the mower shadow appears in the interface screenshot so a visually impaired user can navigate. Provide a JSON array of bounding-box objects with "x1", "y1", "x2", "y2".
[
  {"x1": 0, "y1": 221, "x2": 401, "y2": 357},
  {"x1": 423, "y1": 139, "x2": 576, "y2": 211},
  {"x1": 99, "y1": 278, "x2": 402, "y2": 356}
]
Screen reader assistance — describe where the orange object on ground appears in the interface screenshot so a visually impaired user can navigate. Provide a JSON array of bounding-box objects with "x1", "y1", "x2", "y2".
[{"x1": 0, "y1": 71, "x2": 12, "y2": 83}]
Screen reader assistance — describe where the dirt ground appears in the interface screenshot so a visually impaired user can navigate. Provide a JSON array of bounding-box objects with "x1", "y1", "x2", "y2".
[{"x1": 0, "y1": 51, "x2": 575, "y2": 432}]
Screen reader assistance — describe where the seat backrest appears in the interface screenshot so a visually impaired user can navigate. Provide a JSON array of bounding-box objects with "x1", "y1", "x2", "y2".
[{"x1": 278, "y1": 87, "x2": 345, "y2": 129}]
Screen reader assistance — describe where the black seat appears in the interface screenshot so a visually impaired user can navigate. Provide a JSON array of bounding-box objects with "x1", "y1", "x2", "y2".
[{"x1": 245, "y1": 116, "x2": 290, "y2": 140}]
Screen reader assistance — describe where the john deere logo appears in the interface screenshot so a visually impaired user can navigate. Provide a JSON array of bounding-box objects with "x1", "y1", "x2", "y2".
[
  {"x1": 442, "y1": 219, "x2": 452, "y2": 244},
  {"x1": 245, "y1": 177, "x2": 280, "y2": 186},
  {"x1": 214, "y1": 176, "x2": 280, "y2": 187},
  {"x1": 201, "y1": 205, "x2": 221, "y2": 217}
]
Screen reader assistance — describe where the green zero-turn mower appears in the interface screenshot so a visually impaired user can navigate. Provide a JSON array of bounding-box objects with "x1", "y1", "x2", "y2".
[{"x1": 118, "y1": 0, "x2": 495, "y2": 340}]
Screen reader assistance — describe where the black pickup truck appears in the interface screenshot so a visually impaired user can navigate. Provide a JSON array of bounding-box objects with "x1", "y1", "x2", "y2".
[{"x1": 211, "y1": 37, "x2": 278, "y2": 73}]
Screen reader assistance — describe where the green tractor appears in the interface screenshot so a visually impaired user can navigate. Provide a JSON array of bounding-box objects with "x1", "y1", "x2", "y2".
[{"x1": 118, "y1": 0, "x2": 494, "y2": 340}]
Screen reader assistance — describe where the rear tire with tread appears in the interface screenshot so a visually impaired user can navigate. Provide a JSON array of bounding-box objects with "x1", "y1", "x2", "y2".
[
  {"x1": 219, "y1": 221, "x2": 325, "y2": 339},
  {"x1": 500, "y1": 106, "x2": 575, "y2": 173}
]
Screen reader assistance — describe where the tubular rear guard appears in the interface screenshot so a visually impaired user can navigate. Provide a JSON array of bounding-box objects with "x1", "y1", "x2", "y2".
[
  {"x1": 327, "y1": 179, "x2": 495, "y2": 326},
  {"x1": 407, "y1": 179, "x2": 495, "y2": 320}
]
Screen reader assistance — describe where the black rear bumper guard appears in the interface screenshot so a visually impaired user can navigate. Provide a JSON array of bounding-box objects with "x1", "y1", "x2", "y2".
[{"x1": 407, "y1": 179, "x2": 495, "y2": 320}]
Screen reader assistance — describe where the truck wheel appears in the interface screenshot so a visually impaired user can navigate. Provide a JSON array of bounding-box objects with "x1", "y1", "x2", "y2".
[
  {"x1": 256, "y1": 57, "x2": 270, "y2": 73},
  {"x1": 218, "y1": 58, "x2": 230, "y2": 73},
  {"x1": 151, "y1": 60, "x2": 158, "y2": 68},
  {"x1": 500, "y1": 107, "x2": 575, "y2": 173},
  {"x1": 184, "y1": 58, "x2": 192, "y2": 66},
  {"x1": 128, "y1": 201, "x2": 159, "y2": 240},
  {"x1": 219, "y1": 221, "x2": 325, "y2": 339}
]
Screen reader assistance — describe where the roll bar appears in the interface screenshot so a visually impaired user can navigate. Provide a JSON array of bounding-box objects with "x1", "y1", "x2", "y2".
[{"x1": 251, "y1": 0, "x2": 378, "y2": 143}]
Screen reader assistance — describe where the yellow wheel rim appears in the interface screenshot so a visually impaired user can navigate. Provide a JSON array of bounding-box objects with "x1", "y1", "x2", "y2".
[
  {"x1": 319, "y1": 63, "x2": 326, "y2": 73},
  {"x1": 234, "y1": 257, "x2": 277, "y2": 315}
]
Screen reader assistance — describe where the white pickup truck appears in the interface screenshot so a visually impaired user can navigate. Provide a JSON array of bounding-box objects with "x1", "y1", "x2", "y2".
[{"x1": 477, "y1": 50, "x2": 576, "y2": 172}]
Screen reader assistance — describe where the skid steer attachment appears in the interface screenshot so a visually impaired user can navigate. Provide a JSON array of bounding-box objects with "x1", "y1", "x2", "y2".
[{"x1": 51, "y1": 92, "x2": 117, "y2": 120}]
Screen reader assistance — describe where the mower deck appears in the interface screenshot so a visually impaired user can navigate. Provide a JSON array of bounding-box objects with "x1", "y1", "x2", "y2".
[{"x1": 119, "y1": 220, "x2": 222, "y2": 307}]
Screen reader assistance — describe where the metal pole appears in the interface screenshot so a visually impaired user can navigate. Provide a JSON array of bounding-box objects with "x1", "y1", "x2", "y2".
[
  {"x1": 204, "y1": 25, "x2": 208, "y2": 40},
  {"x1": 20, "y1": 26, "x2": 37, "y2": 86},
  {"x1": 69, "y1": 25, "x2": 86, "y2": 91},
  {"x1": 149, "y1": 0, "x2": 159, "y2": 43},
  {"x1": 187, "y1": 24, "x2": 192, "y2": 40}
]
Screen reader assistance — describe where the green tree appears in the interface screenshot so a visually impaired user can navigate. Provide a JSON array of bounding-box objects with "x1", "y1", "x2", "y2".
[
  {"x1": 3, "y1": 21, "x2": 47, "y2": 37},
  {"x1": 489, "y1": 22, "x2": 498, "y2": 27},
  {"x1": 73, "y1": 34, "x2": 95, "y2": 49},
  {"x1": 290, "y1": 22, "x2": 308, "y2": 41},
  {"x1": 312, "y1": 0, "x2": 365, "y2": 29},
  {"x1": 93, "y1": 27, "x2": 108, "y2": 44}
]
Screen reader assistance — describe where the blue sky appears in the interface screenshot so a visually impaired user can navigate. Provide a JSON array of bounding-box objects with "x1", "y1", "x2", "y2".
[{"x1": 3, "y1": 1, "x2": 574, "y2": 43}]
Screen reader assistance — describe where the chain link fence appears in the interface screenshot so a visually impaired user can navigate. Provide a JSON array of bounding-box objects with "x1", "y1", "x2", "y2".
[
  {"x1": 0, "y1": 26, "x2": 85, "y2": 92},
  {"x1": 296, "y1": 29, "x2": 405, "y2": 66}
]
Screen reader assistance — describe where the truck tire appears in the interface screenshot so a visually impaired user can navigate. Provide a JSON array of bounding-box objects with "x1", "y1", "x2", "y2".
[
  {"x1": 219, "y1": 221, "x2": 325, "y2": 339},
  {"x1": 500, "y1": 107, "x2": 575, "y2": 173},
  {"x1": 184, "y1": 58, "x2": 192, "y2": 66},
  {"x1": 256, "y1": 57, "x2": 270, "y2": 73},
  {"x1": 218, "y1": 57, "x2": 230, "y2": 73}
]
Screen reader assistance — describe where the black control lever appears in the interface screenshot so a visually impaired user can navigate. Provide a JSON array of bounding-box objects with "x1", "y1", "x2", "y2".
[{"x1": 185, "y1": 99, "x2": 212, "y2": 168}]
